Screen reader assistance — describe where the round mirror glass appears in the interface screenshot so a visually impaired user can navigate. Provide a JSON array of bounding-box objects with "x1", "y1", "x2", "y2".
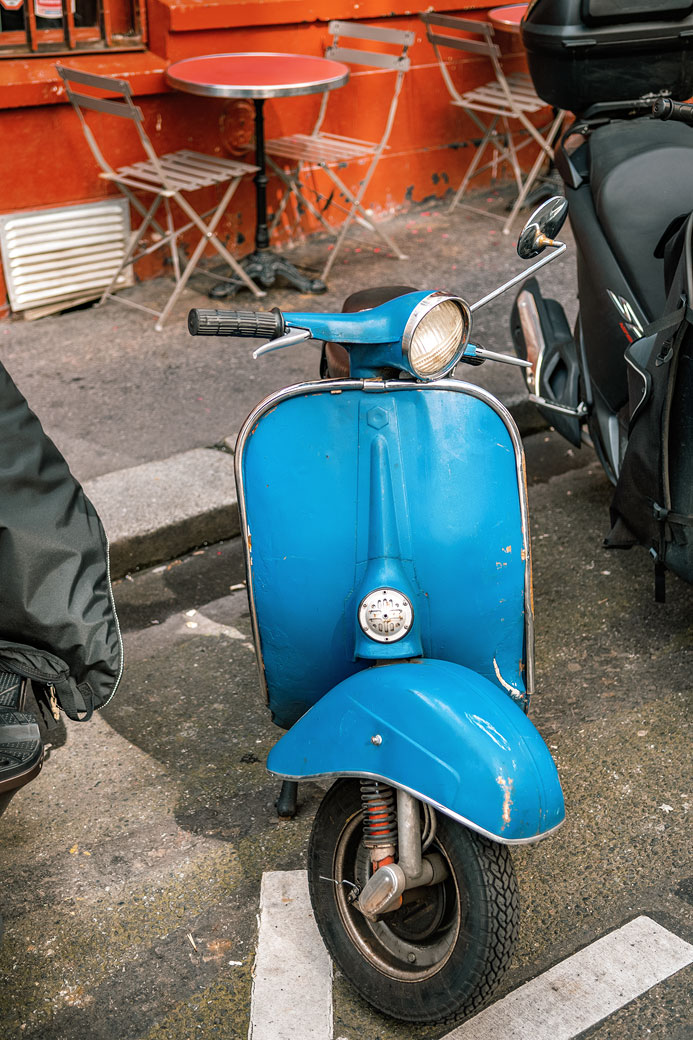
[{"x1": 517, "y1": 196, "x2": 569, "y2": 260}]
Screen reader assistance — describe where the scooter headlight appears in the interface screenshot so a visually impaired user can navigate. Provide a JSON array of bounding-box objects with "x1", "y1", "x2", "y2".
[{"x1": 402, "y1": 292, "x2": 471, "y2": 380}]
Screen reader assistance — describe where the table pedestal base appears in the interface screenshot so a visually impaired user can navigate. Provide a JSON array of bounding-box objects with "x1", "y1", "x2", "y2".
[{"x1": 209, "y1": 248, "x2": 327, "y2": 299}]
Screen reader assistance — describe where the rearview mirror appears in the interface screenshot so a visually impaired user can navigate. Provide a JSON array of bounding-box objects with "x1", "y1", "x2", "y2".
[{"x1": 517, "y1": 197, "x2": 569, "y2": 260}]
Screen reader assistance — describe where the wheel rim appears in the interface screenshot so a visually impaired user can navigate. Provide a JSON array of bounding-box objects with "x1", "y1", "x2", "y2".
[{"x1": 332, "y1": 808, "x2": 464, "y2": 982}]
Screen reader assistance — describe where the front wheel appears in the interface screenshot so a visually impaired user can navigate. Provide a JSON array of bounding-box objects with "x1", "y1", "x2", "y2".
[{"x1": 308, "y1": 779, "x2": 519, "y2": 1026}]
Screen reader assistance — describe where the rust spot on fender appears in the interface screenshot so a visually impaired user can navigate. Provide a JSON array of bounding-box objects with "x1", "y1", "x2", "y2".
[{"x1": 496, "y1": 775, "x2": 514, "y2": 829}]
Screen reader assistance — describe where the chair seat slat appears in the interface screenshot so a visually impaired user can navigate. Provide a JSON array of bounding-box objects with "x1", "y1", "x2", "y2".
[
  {"x1": 174, "y1": 150, "x2": 258, "y2": 177},
  {"x1": 462, "y1": 84, "x2": 544, "y2": 114},
  {"x1": 267, "y1": 131, "x2": 379, "y2": 164}
]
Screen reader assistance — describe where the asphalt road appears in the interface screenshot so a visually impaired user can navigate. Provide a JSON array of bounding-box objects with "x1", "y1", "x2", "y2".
[{"x1": 1, "y1": 433, "x2": 692, "y2": 1040}]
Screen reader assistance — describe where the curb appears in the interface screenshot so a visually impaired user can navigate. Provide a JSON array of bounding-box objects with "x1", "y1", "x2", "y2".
[
  {"x1": 84, "y1": 447, "x2": 240, "y2": 580},
  {"x1": 85, "y1": 395, "x2": 543, "y2": 579}
]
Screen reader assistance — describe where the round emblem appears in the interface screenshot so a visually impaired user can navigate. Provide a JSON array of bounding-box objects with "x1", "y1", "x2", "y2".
[{"x1": 358, "y1": 588, "x2": 414, "y2": 643}]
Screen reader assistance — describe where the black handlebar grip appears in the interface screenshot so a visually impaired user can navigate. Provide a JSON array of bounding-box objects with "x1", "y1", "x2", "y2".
[
  {"x1": 652, "y1": 97, "x2": 693, "y2": 125},
  {"x1": 188, "y1": 307, "x2": 285, "y2": 338}
]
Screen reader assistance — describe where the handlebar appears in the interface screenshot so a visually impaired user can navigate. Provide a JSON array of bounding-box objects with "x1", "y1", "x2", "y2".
[
  {"x1": 188, "y1": 308, "x2": 285, "y2": 338},
  {"x1": 652, "y1": 97, "x2": 693, "y2": 126}
]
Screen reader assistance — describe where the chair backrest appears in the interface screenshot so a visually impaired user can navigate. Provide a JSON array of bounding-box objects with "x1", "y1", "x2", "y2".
[
  {"x1": 326, "y1": 19, "x2": 415, "y2": 72},
  {"x1": 55, "y1": 64, "x2": 160, "y2": 181},
  {"x1": 420, "y1": 12, "x2": 499, "y2": 59},
  {"x1": 420, "y1": 12, "x2": 504, "y2": 105},
  {"x1": 314, "y1": 20, "x2": 415, "y2": 145}
]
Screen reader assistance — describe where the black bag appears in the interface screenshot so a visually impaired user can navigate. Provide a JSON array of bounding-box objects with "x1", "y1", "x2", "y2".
[
  {"x1": 0, "y1": 360, "x2": 122, "y2": 720},
  {"x1": 606, "y1": 211, "x2": 693, "y2": 598}
]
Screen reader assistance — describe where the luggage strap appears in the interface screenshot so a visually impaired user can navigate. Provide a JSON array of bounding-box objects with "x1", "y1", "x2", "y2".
[
  {"x1": 653, "y1": 502, "x2": 693, "y2": 528},
  {"x1": 34, "y1": 679, "x2": 95, "y2": 723},
  {"x1": 641, "y1": 299, "x2": 693, "y2": 366}
]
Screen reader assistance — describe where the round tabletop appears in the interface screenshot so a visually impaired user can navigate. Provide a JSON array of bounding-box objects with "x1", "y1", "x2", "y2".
[
  {"x1": 487, "y1": 4, "x2": 527, "y2": 32},
  {"x1": 166, "y1": 52, "x2": 350, "y2": 100}
]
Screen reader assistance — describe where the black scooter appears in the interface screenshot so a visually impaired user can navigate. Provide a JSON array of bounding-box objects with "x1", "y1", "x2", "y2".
[{"x1": 511, "y1": 97, "x2": 693, "y2": 599}]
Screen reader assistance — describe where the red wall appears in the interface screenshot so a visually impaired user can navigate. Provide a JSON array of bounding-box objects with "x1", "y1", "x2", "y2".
[{"x1": 0, "y1": 1, "x2": 531, "y2": 310}]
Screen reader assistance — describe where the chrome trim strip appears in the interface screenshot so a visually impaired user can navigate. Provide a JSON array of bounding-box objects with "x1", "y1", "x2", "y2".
[
  {"x1": 606, "y1": 413, "x2": 622, "y2": 480},
  {"x1": 235, "y1": 376, "x2": 534, "y2": 705},
  {"x1": 267, "y1": 766, "x2": 564, "y2": 846},
  {"x1": 235, "y1": 377, "x2": 360, "y2": 704},
  {"x1": 624, "y1": 344, "x2": 652, "y2": 426},
  {"x1": 515, "y1": 288, "x2": 543, "y2": 392}
]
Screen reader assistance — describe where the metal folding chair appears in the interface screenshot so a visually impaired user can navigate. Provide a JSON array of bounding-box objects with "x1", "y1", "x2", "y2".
[
  {"x1": 420, "y1": 12, "x2": 566, "y2": 234},
  {"x1": 266, "y1": 20, "x2": 415, "y2": 281},
  {"x1": 55, "y1": 64, "x2": 264, "y2": 329}
]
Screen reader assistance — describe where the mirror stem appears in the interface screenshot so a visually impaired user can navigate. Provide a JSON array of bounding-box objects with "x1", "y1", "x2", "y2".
[{"x1": 469, "y1": 243, "x2": 566, "y2": 314}]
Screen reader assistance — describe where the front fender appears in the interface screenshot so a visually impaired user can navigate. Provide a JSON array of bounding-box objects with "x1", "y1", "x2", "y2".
[{"x1": 267, "y1": 659, "x2": 564, "y2": 844}]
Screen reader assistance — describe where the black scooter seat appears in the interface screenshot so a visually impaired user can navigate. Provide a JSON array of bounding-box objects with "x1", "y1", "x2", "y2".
[{"x1": 589, "y1": 119, "x2": 693, "y2": 319}]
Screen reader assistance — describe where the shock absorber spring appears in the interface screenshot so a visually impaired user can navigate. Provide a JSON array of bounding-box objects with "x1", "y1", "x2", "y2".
[{"x1": 360, "y1": 780, "x2": 397, "y2": 865}]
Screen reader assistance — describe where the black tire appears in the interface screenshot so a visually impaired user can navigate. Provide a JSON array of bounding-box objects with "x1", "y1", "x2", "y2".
[{"x1": 308, "y1": 778, "x2": 519, "y2": 1025}]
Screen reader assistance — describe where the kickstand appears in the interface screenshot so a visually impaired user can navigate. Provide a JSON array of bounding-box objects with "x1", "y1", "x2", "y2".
[
  {"x1": 654, "y1": 560, "x2": 667, "y2": 603},
  {"x1": 275, "y1": 779, "x2": 298, "y2": 819}
]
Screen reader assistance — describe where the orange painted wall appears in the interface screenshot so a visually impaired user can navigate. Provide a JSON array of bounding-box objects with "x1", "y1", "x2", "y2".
[{"x1": 0, "y1": 1, "x2": 533, "y2": 310}]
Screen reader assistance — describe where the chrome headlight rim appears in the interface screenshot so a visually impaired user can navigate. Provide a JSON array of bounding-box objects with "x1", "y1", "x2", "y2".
[{"x1": 401, "y1": 291, "x2": 472, "y2": 381}]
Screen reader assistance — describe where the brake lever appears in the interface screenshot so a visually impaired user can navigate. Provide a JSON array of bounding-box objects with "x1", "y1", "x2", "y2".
[{"x1": 252, "y1": 328, "x2": 312, "y2": 359}]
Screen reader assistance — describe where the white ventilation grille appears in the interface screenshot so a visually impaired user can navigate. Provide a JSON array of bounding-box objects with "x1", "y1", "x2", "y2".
[{"x1": 0, "y1": 199, "x2": 134, "y2": 317}]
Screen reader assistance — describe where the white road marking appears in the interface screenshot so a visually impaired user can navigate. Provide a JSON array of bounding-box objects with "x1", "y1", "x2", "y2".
[
  {"x1": 248, "y1": 870, "x2": 333, "y2": 1040},
  {"x1": 248, "y1": 873, "x2": 693, "y2": 1040},
  {"x1": 444, "y1": 915, "x2": 693, "y2": 1040}
]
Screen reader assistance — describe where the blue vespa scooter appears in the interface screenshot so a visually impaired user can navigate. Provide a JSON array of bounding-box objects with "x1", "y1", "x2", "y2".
[{"x1": 188, "y1": 197, "x2": 569, "y2": 1026}]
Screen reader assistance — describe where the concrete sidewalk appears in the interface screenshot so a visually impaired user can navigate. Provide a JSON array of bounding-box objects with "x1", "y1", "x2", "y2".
[{"x1": 0, "y1": 192, "x2": 577, "y2": 577}]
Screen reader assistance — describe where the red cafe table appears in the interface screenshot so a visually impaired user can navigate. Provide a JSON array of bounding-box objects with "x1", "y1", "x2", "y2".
[
  {"x1": 487, "y1": 4, "x2": 528, "y2": 33},
  {"x1": 166, "y1": 53, "x2": 349, "y2": 296}
]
